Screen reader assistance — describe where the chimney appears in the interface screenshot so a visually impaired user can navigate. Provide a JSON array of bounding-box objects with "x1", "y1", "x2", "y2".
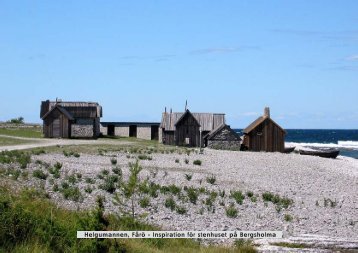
[
  {"x1": 264, "y1": 107, "x2": 270, "y2": 118},
  {"x1": 165, "y1": 107, "x2": 167, "y2": 113}
]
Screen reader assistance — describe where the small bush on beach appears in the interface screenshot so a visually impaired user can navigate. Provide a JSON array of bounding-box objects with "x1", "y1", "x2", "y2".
[
  {"x1": 112, "y1": 166, "x2": 122, "y2": 176},
  {"x1": 164, "y1": 197, "x2": 176, "y2": 211},
  {"x1": 60, "y1": 186, "x2": 82, "y2": 202},
  {"x1": 0, "y1": 150, "x2": 31, "y2": 169},
  {"x1": 230, "y1": 190, "x2": 245, "y2": 205},
  {"x1": 246, "y1": 191, "x2": 254, "y2": 198},
  {"x1": 226, "y1": 203, "x2": 238, "y2": 218},
  {"x1": 99, "y1": 175, "x2": 119, "y2": 193},
  {"x1": 138, "y1": 154, "x2": 152, "y2": 160},
  {"x1": 139, "y1": 197, "x2": 150, "y2": 208},
  {"x1": 185, "y1": 173, "x2": 192, "y2": 181},
  {"x1": 262, "y1": 192, "x2": 293, "y2": 208},
  {"x1": 185, "y1": 158, "x2": 189, "y2": 164},
  {"x1": 186, "y1": 187, "x2": 199, "y2": 204},
  {"x1": 85, "y1": 186, "x2": 93, "y2": 194},
  {"x1": 193, "y1": 160, "x2": 202, "y2": 166},
  {"x1": 110, "y1": 158, "x2": 117, "y2": 165},
  {"x1": 85, "y1": 177, "x2": 95, "y2": 184},
  {"x1": 175, "y1": 158, "x2": 180, "y2": 163},
  {"x1": 284, "y1": 214, "x2": 293, "y2": 222},
  {"x1": 206, "y1": 174, "x2": 216, "y2": 185},
  {"x1": 176, "y1": 206, "x2": 187, "y2": 215},
  {"x1": 32, "y1": 169, "x2": 48, "y2": 180}
]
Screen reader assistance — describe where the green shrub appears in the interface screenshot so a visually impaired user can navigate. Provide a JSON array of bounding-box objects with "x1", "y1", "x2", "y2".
[
  {"x1": 0, "y1": 150, "x2": 31, "y2": 169},
  {"x1": 164, "y1": 197, "x2": 176, "y2": 211},
  {"x1": 284, "y1": 214, "x2": 293, "y2": 222},
  {"x1": 85, "y1": 178, "x2": 95, "y2": 184},
  {"x1": 112, "y1": 166, "x2": 122, "y2": 176},
  {"x1": 168, "y1": 184, "x2": 181, "y2": 195},
  {"x1": 61, "y1": 186, "x2": 82, "y2": 201},
  {"x1": 53, "y1": 183, "x2": 59, "y2": 192},
  {"x1": 110, "y1": 158, "x2": 117, "y2": 165},
  {"x1": 54, "y1": 162, "x2": 62, "y2": 170},
  {"x1": 206, "y1": 174, "x2": 216, "y2": 185},
  {"x1": 138, "y1": 154, "x2": 152, "y2": 160},
  {"x1": 193, "y1": 160, "x2": 202, "y2": 166},
  {"x1": 175, "y1": 159, "x2": 180, "y2": 163},
  {"x1": 184, "y1": 158, "x2": 189, "y2": 164},
  {"x1": 73, "y1": 153, "x2": 80, "y2": 158},
  {"x1": 32, "y1": 169, "x2": 48, "y2": 180},
  {"x1": 219, "y1": 190, "x2": 225, "y2": 198},
  {"x1": 67, "y1": 174, "x2": 77, "y2": 184},
  {"x1": 185, "y1": 173, "x2": 192, "y2": 181},
  {"x1": 99, "y1": 175, "x2": 119, "y2": 193},
  {"x1": 139, "y1": 197, "x2": 150, "y2": 208},
  {"x1": 246, "y1": 191, "x2": 254, "y2": 198},
  {"x1": 262, "y1": 192, "x2": 293, "y2": 208},
  {"x1": 186, "y1": 187, "x2": 198, "y2": 204},
  {"x1": 226, "y1": 203, "x2": 238, "y2": 218},
  {"x1": 230, "y1": 190, "x2": 245, "y2": 205},
  {"x1": 176, "y1": 206, "x2": 187, "y2": 215},
  {"x1": 85, "y1": 186, "x2": 93, "y2": 194}
]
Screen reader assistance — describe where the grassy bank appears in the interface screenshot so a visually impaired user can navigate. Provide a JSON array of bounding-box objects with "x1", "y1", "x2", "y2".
[
  {"x1": 0, "y1": 136, "x2": 35, "y2": 146},
  {"x1": 0, "y1": 126, "x2": 43, "y2": 138},
  {"x1": 0, "y1": 186, "x2": 257, "y2": 253}
]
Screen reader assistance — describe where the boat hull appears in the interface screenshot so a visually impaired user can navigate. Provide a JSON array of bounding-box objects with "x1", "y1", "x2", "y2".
[{"x1": 299, "y1": 150, "x2": 340, "y2": 159}]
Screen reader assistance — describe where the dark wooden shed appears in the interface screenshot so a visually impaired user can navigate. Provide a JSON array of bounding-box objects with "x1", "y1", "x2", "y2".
[
  {"x1": 160, "y1": 109, "x2": 226, "y2": 147},
  {"x1": 40, "y1": 100, "x2": 102, "y2": 138},
  {"x1": 242, "y1": 107, "x2": 286, "y2": 152}
]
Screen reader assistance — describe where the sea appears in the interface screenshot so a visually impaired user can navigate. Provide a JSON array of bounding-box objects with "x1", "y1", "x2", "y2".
[{"x1": 234, "y1": 129, "x2": 358, "y2": 159}]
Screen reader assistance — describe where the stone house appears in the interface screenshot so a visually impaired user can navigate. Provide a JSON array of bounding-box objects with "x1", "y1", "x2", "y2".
[{"x1": 204, "y1": 124, "x2": 241, "y2": 150}]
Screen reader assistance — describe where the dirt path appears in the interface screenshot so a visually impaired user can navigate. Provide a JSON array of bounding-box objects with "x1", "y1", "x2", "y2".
[{"x1": 0, "y1": 134, "x2": 132, "y2": 151}]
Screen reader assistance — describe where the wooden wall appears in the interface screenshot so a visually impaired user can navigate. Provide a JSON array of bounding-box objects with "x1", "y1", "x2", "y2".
[
  {"x1": 163, "y1": 131, "x2": 175, "y2": 145},
  {"x1": 43, "y1": 108, "x2": 70, "y2": 138},
  {"x1": 175, "y1": 113, "x2": 200, "y2": 147},
  {"x1": 245, "y1": 119, "x2": 285, "y2": 152}
]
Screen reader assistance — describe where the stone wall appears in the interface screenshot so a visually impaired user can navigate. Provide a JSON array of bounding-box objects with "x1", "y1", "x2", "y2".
[
  {"x1": 207, "y1": 126, "x2": 241, "y2": 150},
  {"x1": 71, "y1": 118, "x2": 94, "y2": 138},
  {"x1": 207, "y1": 140, "x2": 241, "y2": 150},
  {"x1": 100, "y1": 125, "x2": 107, "y2": 135},
  {"x1": 115, "y1": 126, "x2": 129, "y2": 137},
  {"x1": 137, "y1": 126, "x2": 151, "y2": 140},
  {"x1": 158, "y1": 128, "x2": 163, "y2": 143}
]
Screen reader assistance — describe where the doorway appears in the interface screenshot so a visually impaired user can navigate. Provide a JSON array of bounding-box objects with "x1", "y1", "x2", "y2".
[{"x1": 129, "y1": 125, "x2": 137, "y2": 137}]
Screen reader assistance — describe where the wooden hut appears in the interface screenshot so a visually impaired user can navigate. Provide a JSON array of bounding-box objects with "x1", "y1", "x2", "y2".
[
  {"x1": 160, "y1": 109, "x2": 225, "y2": 147},
  {"x1": 242, "y1": 107, "x2": 286, "y2": 152},
  {"x1": 204, "y1": 124, "x2": 241, "y2": 150},
  {"x1": 40, "y1": 99, "x2": 102, "y2": 138}
]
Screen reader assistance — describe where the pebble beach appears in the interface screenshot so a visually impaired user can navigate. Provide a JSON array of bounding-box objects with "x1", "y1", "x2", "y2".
[{"x1": 18, "y1": 147, "x2": 357, "y2": 251}]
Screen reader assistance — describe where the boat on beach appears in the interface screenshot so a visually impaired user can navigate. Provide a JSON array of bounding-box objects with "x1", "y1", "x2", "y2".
[
  {"x1": 284, "y1": 146, "x2": 295, "y2": 153},
  {"x1": 299, "y1": 149, "x2": 340, "y2": 159}
]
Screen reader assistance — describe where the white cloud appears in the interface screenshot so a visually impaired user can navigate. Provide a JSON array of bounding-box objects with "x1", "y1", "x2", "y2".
[{"x1": 346, "y1": 55, "x2": 358, "y2": 61}]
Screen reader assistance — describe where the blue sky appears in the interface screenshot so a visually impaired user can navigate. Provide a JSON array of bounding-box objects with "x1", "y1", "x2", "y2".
[{"x1": 0, "y1": 1, "x2": 357, "y2": 128}]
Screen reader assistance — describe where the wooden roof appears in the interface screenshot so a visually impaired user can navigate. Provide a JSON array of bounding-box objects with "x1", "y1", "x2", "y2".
[
  {"x1": 41, "y1": 105, "x2": 74, "y2": 120},
  {"x1": 243, "y1": 116, "x2": 286, "y2": 134},
  {"x1": 204, "y1": 124, "x2": 241, "y2": 140},
  {"x1": 41, "y1": 100, "x2": 102, "y2": 118},
  {"x1": 160, "y1": 110, "x2": 225, "y2": 131}
]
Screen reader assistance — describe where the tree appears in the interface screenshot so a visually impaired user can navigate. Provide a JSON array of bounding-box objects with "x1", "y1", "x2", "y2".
[
  {"x1": 113, "y1": 160, "x2": 142, "y2": 219},
  {"x1": 7, "y1": 117, "x2": 24, "y2": 124}
]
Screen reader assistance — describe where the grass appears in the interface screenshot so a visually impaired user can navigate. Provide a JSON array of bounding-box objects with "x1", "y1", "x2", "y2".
[
  {"x1": 270, "y1": 242, "x2": 310, "y2": 249},
  {"x1": 230, "y1": 190, "x2": 245, "y2": 205},
  {"x1": 0, "y1": 136, "x2": 34, "y2": 146},
  {"x1": 0, "y1": 126, "x2": 43, "y2": 138},
  {"x1": 262, "y1": 192, "x2": 293, "y2": 208},
  {"x1": 164, "y1": 197, "x2": 177, "y2": 211},
  {"x1": 32, "y1": 169, "x2": 48, "y2": 180},
  {"x1": 226, "y1": 203, "x2": 238, "y2": 218},
  {"x1": 206, "y1": 174, "x2": 216, "y2": 185},
  {"x1": 0, "y1": 150, "x2": 31, "y2": 169}
]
